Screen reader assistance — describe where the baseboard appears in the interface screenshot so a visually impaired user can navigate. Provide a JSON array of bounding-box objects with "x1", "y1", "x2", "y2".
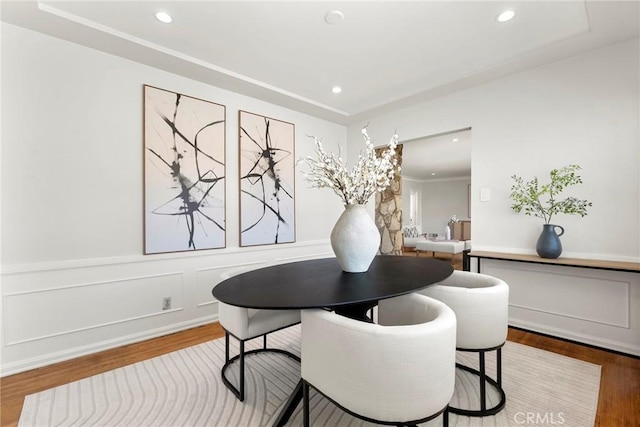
[
  {"x1": 0, "y1": 315, "x2": 218, "y2": 377},
  {"x1": 508, "y1": 319, "x2": 640, "y2": 358}
]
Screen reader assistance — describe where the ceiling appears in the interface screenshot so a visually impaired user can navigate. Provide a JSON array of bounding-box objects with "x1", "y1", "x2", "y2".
[
  {"x1": 1, "y1": 1, "x2": 638, "y2": 180},
  {"x1": 2, "y1": 1, "x2": 638, "y2": 126}
]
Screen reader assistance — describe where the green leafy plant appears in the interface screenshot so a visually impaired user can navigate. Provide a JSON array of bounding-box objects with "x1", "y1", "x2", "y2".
[{"x1": 510, "y1": 164, "x2": 592, "y2": 224}]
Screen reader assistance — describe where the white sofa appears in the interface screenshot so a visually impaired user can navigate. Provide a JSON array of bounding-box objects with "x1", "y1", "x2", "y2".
[{"x1": 402, "y1": 225, "x2": 424, "y2": 250}]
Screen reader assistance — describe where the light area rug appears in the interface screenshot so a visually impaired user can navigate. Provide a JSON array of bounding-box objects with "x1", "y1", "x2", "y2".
[{"x1": 19, "y1": 325, "x2": 601, "y2": 427}]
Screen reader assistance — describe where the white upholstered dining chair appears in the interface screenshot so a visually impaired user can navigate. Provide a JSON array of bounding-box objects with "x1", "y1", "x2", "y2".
[
  {"x1": 217, "y1": 265, "x2": 301, "y2": 401},
  {"x1": 419, "y1": 270, "x2": 509, "y2": 417},
  {"x1": 300, "y1": 293, "x2": 456, "y2": 426}
]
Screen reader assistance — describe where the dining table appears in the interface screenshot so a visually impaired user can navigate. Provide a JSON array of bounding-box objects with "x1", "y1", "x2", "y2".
[{"x1": 212, "y1": 255, "x2": 454, "y2": 426}]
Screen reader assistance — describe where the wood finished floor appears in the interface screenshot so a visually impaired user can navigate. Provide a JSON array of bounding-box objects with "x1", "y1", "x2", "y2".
[
  {"x1": 2, "y1": 322, "x2": 638, "y2": 427},
  {"x1": 0, "y1": 323, "x2": 225, "y2": 427}
]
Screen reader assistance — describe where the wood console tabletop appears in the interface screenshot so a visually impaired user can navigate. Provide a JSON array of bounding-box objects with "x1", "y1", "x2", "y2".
[{"x1": 467, "y1": 251, "x2": 640, "y2": 273}]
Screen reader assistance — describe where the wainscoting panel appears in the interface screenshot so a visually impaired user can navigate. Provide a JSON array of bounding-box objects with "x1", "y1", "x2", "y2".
[
  {"x1": 496, "y1": 266, "x2": 629, "y2": 327},
  {"x1": 1, "y1": 241, "x2": 333, "y2": 376},
  {"x1": 481, "y1": 259, "x2": 640, "y2": 356},
  {"x1": 195, "y1": 260, "x2": 268, "y2": 308},
  {"x1": 276, "y1": 251, "x2": 333, "y2": 263},
  {"x1": 196, "y1": 252, "x2": 333, "y2": 308},
  {"x1": 4, "y1": 272, "x2": 184, "y2": 346}
]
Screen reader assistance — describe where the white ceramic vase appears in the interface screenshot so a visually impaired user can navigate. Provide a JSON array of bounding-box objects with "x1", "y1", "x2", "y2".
[{"x1": 330, "y1": 204, "x2": 381, "y2": 273}]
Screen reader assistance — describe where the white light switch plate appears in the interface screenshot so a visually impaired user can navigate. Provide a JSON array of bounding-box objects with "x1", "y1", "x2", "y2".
[{"x1": 480, "y1": 188, "x2": 491, "y2": 202}]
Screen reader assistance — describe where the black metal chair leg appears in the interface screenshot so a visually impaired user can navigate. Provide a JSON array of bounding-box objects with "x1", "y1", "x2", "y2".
[
  {"x1": 303, "y1": 381, "x2": 310, "y2": 427},
  {"x1": 497, "y1": 347, "x2": 502, "y2": 386},
  {"x1": 221, "y1": 330, "x2": 301, "y2": 403},
  {"x1": 443, "y1": 407, "x2": 449, "y2": 427},
  {"x1": 225, "y1": 332, "x2": 230, "y2": 363},
  {"x1": 239, "y1": 340, "x2": 245, "y2": 401},
  {"x1": 479, "y1": 350, "x2": 486, "y2": 411},
  {"x1": 448, "y1": 345, "x2": 506, "y2": 417}
]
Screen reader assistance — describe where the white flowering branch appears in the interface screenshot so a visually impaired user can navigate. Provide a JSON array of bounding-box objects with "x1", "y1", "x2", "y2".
[{"x1": 301, "y1": 127, "x2": 400, "y2": 206}]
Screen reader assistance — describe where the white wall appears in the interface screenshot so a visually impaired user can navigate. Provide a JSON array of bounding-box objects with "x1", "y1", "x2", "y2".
[
  {"x1": 401, "y1": 177, "x2": 471, "y2": 235},
  {"x1": 0, "y1": 24, "x2": 345, "y2": 374},
  {"x1": 401, "y1": 178, "x2": 422, "y2": 226},
  {"x1": 349, "y1": 38, "x2": 640, "y2": 262},
  {"x1": 421, "y1": 178, "x2": 470, "y2": 236},
  {"x1": 349, "y1": 38, "x2": 640, "y2": 355}
]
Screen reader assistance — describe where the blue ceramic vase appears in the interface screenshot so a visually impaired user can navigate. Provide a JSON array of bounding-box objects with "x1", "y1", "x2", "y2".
[{"x1": 536, "y1": 224, "x2": 565, "y2": 259}]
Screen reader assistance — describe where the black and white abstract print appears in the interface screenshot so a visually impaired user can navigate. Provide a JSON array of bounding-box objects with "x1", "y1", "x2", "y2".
[
  {"x1": 144, "y1": 85, "x2": 226, "y2": 254},
  {"x1": 239, "y1": 111, "x2": 295, "y2": 246}
]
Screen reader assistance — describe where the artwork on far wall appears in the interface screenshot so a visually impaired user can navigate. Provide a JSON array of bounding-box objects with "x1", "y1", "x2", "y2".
[
  {"x1": 238, "y1": 110, "x2": 295, "y2": 247},
  {"x1": 143, "y1": 85, "x2": 226, "y2": 254}
]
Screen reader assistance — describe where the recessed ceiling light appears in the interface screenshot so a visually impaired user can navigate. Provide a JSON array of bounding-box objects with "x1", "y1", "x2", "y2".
[
  {"x1": 331, "y1": 86, "x2": 342, "y2": 94},
  {"x1": 452, "y1": 138, "x2": 460, "y2": 142},
  {"x1": 325, "y1": 10, "x2": 344, "y2": 25},
  {"x1": 496, "y1": 10, "x2": 515, "y2": 23},
  {"x1": 156, "y1": 11, "x2": 173, "y2": 24},
  {"x1": 431, "y1": 172, "x2": 436, "y2": 176}
]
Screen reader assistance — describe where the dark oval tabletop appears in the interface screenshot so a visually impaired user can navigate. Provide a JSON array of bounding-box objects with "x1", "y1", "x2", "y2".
[{"x1": 211, "y1": 255, "x2": 453, "y2": 310}]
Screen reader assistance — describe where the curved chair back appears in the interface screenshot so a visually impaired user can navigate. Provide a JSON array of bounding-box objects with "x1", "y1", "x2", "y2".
[
  {"x1": 301, "y1": 293, "x2": 456, "y2": 423},
  {"x1": 218, "y1": 265, "x2": 301, "y2": 340},
  {"x1": 420, "y1": 270, "x2": 509, "y2": 351}
]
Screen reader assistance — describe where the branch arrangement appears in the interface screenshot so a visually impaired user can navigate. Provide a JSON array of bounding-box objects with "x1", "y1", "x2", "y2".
[
  {"x1": 301, "y1": 128, "x2": 400, "y2": 206},
  {"x1": 510, "y1": 164, "x2": 592, "y2": 224}
]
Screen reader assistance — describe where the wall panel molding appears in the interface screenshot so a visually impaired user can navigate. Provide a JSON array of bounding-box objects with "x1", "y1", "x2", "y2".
[
  {"x1": 1, "y1": 239, "x2": 331, "y2": 275},
  {"x1": 4, "y1": 272, "x2": 184, "y2": 345},
  {"x1": 3, "y1": 271, "x2": 183, "y2": 297},
  {"x1": 1, "y1": 315, "x2": 215, "y2": 377},
  {"x1": 509, "y1": 318, "x2": 640, "y2": 356},
  {"x1": 509, "y1": 300, "x2": 630, "y2": 329},
  {"x1": 277, "y1": 252, "x2": 333, "y2": 262},
  {"x1": 481, "y1": 259, "x2": 640, "y2": 356},
  {"x1": 489, "y1": 264, "x2": 631, "y2": 328},
  {"x1": 1, "y1": 241, "x2": 334, "y2": 376}
]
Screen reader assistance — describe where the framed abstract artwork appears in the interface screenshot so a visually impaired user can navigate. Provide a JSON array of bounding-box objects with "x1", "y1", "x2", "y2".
[
  {"x1": 238, "y1": 110, "x2": 295, "y2": 247},
  {"x1": 143, "y1": 85, "x2": 226, "y2": 254}
]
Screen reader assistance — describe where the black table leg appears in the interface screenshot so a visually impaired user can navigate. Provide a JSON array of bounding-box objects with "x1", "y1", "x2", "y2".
[
  {"x1": 334, "y1": 300, "x2": 378, "y2": 322},
  {"x1": 463, "y1": 249, "x2": 471, "y2": 271},
  {"x1": 273, "y1": 379, "x2": 303, "y2": 426}
]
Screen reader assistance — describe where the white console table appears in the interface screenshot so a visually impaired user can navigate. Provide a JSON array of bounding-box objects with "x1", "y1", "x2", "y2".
[{"x1": 467, "y1": 251, "x2": 640, "y2": 356}]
